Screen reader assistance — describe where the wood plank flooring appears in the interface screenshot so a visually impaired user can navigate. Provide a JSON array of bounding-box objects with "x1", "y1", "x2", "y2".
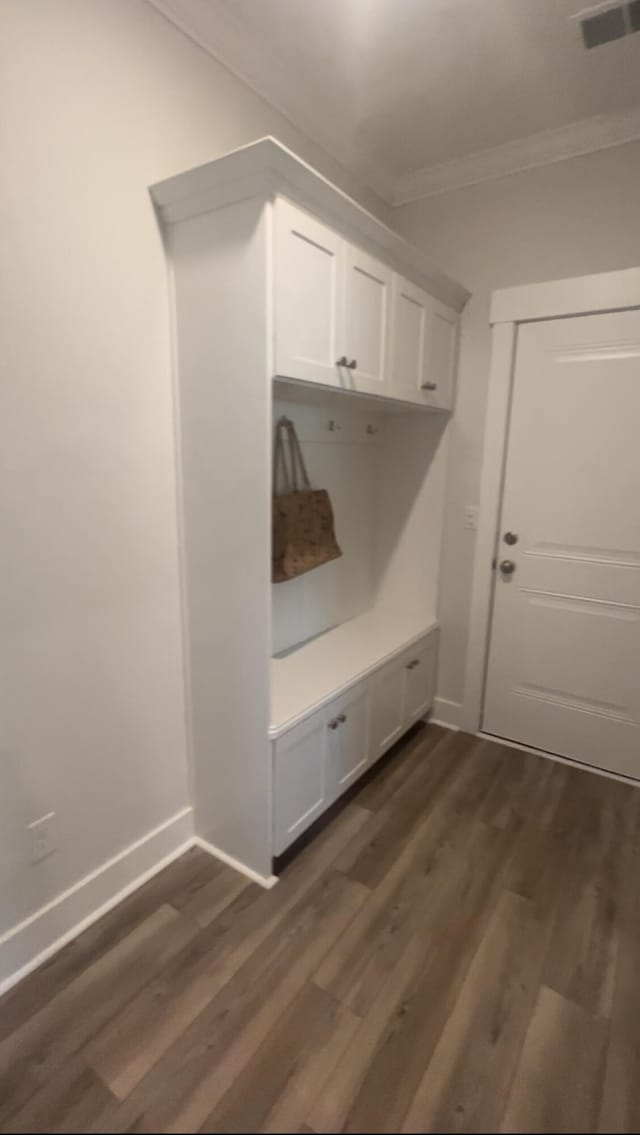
[{"x1": 2, "y1": 723, "x2": 640, "y2": 1133}]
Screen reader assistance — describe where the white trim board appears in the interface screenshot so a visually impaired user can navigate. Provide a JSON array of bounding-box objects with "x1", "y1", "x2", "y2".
[
  {"x1": 0, "y1": 807, "x2": 194, "y2": 996},
  {"x1": 192, "y1": 836, "x2": 278, "y2": 890},
  {"x1": 150, "y1": 137, "x2": 469, "y2": 313},
  {"x1": 0, "y1": 811, "x2": 279, "y2": 996},
  {"x1": 393, "y1": 106, "x2": 640, "y2": 203},
  {"x1": 491, "y1": 266, "x2": 640, "y2": 324},
  {"x1": 430, "y1": 697, "x2": 464, "y2": 731}
]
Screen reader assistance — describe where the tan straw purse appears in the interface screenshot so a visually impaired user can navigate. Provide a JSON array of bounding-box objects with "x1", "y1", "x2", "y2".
[{"x1": 272, "y1": 416, "x2": 343, "y2": 583}]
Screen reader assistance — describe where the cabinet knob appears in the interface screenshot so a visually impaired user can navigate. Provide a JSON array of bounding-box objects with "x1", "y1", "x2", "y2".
[
  {"x1": 421, "y1": 381, "x2": 437, "y2": 391},
  {"x1": 406, "y1": 659, "x2": 420, "y2": 670},
  {"x1": 336, "y1": 356, "x2": 349, "y2": 367},
  {"x1": 328, "y1": 719, "x2": 340, "y2": 730},
  {"x1": 347, "y1": 359, "x2": 357, "y2": 370},
  {"x1": 337, "y1": 713, "x2": 347, "y2": 723}
]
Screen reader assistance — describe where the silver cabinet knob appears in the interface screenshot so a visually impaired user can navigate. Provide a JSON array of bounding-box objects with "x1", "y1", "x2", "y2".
[
  {"x1": 328, "y1": 719, "x2": 339, "y2": 730},
  {"x1": 347, "y1": 359, "x2": 357, "y2": 370},
  {"x1": 337, "y1": 713, "x2": 347, "y2": 723},
  {"x1": 336, "y1": 356, "x2": 349, "y2": 367},
  {"x1": 504, "y1": 531, "x2": 518, "y2": 545},
  {"x1": 405, "y1": 659, "x2": 420, "y2": 670},
  {"x1": 500, "y1": 559, "x2": 516, "y2": 575}
]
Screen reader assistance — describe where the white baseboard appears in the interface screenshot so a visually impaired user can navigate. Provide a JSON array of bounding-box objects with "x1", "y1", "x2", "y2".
[
  {"x1": 0, "y1": 806, "x2": 194, "y2": 996},
  {"x1": 193, "y1": 836, "x2": 278, "y2": 890},
  {"x1": 430, "y1": 696, "x2": 464, "y2": 731}
]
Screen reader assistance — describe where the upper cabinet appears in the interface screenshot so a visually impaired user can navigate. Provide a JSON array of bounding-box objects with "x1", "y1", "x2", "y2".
[
  {"x1": 389, "y1": 276, "x2": 459, "y2": 410},
  {"x1": 274, "y1": 199, "x2": 343, "y2": 389},
  {"x1": 273, "y1": 197, "x2": 459, "y2": 411},
  {"x1": 341, "y1": 246, "x2": 392, "y2": 397}
]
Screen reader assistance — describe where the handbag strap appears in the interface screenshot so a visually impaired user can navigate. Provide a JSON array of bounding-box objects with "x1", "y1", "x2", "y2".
[
  {"x1": 273, "y1": 417, "x2": 291, "y2": 494},
  {"x1": 273, "y1": 416, "x2": 311, "y2": 493},
  {"x1": 284, "y1": 418, "x2": 311, "y2": 491}
]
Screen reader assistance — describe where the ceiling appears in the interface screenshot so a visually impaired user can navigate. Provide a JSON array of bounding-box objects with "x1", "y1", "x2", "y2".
[{"x1": 150, "y1": 0, "x2": 640, "y2": 203}]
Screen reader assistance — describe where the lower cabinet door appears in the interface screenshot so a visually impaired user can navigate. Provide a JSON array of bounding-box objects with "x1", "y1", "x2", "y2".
[
  {"x1": 403, "y1": 636, "x2": 437, "y2": 726},
  {"x1": 327, "y1": 681, "x2": 371, "y2": 799},
  {"x1": 273, "y1": 710, "x2": 330, "y2": 854},
  {"x1": 370, "y1": 655, "x2": 406, "y2": 761}
]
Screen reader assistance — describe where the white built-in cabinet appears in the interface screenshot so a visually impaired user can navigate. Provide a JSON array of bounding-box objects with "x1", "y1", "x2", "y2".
[
  {"x1": 275, "y1": 199, "x2": 458, "y2": 409},
  {"x1": 151, "y1": 138, "x2": 468, "y2": 882},
  {"x1": 274, "y1": 631, "x2": 437, "y2": 854}
]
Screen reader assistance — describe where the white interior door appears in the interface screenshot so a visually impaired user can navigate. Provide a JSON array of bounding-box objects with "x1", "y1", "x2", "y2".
[
  {"x1": 484, "y1": 309, "x2": 640, "y2": 778},
  {"x1": 342, "y1": 244, "x2": 392, "y2": 396}
]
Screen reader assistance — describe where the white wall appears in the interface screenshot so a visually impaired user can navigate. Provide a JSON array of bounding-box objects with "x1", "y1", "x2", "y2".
[
  {"x1": 394, "y1": 142, "x2": 640, "y2": 714},
  {"x1": 0, "y1": 0, "x2": 385, "y2": 975}
]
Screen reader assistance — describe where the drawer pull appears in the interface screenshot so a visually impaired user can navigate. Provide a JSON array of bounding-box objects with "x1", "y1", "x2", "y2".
[
  {"x1": 421, "y1": 381, "x2": 437, "y2": 391},
  {"x1": 406, "y1": 659, "x2": 420, "y2": 670}
]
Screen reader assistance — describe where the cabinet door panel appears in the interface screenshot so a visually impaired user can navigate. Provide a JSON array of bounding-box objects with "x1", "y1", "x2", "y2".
[
  {"x1": 426, "y1": 302, "x2": 458, "y2": 411},
  {"x1": 370, "y1": 656, "x2": 406, "y2": 760},
  {"x1": 274, "y1": 199, "x2": 343, "y2": 388},
  {"x1": 328, "y1": 681, "x2": 370, "y2": 798},
  {"x1": 342, "y1": 245, "x2": 392, "y2": 396},
  {"x1": 273, "y1": 710, "x2": 329, "y2": 854},
  {"x1": 389, "y1": 275, "x2": 431, "y2": 405},
  {"x1": 404, "y1": 638, "x2": 437, "y2": 726}
]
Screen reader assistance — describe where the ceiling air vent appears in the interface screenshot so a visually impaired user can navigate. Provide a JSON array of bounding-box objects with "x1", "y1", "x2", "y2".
[{"x1": 579, "y1": 2, "x2": 640, "y2": 47}]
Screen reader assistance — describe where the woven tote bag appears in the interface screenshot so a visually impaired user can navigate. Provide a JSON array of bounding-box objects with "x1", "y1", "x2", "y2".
[{"x1": 272, "y1": 416, "x2": 342, "y2": 583}]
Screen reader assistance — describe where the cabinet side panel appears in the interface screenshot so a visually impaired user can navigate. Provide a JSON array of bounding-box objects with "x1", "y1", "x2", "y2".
[{"x1": 169, "y1": 200, "x2": 271, "y2": 877}]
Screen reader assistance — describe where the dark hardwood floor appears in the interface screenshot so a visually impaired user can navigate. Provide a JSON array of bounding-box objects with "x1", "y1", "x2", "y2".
[{"x1": 2, "y1": 723, "x2": 640, "y2": 1133}]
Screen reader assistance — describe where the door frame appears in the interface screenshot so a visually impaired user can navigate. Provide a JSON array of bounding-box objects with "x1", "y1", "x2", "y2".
[{"x1": 462, "y1": 266, "x2": 640, "y2": 735}]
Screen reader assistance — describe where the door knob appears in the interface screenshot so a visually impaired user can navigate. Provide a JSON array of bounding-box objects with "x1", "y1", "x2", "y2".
[
  {"x1": 504, "y1": 531, "x2": 518, "y2": 545},
  {"x1": 500, "y1": 559, "x2": 516, "y2": 575}
]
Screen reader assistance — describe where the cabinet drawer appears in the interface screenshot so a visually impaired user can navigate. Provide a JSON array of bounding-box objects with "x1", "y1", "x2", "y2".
[{"x1": 273, "y1": 709, "x2": 330, "y2": 855}]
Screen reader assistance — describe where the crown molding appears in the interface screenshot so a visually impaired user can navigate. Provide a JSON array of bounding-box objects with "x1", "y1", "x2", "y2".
[
  {"x1": 392, "y1": 104, "x2": 640, "y2": 205},
  {"x1": 147, "y1": 0, "x2": 396, "y2": 205}
]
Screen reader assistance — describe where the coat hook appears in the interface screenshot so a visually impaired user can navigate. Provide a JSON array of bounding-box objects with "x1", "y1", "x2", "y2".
[
  {"x1": 328, "y1": 419, "x2": 342, "y2": 432},
  {"x1": 366, "y1": 424, "x2": 378, "y2": 435}
]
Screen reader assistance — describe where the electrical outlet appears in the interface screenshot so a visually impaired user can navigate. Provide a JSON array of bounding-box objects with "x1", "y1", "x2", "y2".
[
  {"x1": 28, "y1": 812, "x2": 56, "y2": 864},
  {"x1": 464, "y1": 505, "x2": 479, "y2": 531}
]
